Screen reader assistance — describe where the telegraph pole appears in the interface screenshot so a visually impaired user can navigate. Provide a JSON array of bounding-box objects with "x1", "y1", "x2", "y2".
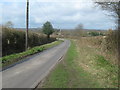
[
  {"x1": 118, "y1": 1, "x2": 120, "y2": 89},
  {"x1": 26, "y1": 0, "x2": 29, "y2": 50}
]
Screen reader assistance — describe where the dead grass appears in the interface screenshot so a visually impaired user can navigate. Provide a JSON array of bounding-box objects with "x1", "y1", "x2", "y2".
[
  {"x1": 74, "y1": 37, "x2": 118, "y2": 88},
  {"x1": 39, "y1": 40, "x2": 100, "y2": 88}
]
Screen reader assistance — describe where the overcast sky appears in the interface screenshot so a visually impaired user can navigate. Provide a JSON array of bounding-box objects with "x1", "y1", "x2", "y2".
[{"x1": 0, "y1": 0, "x2": 116, "y2": 30}]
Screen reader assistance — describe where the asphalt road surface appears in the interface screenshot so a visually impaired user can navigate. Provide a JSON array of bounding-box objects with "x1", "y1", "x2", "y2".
[{"x1": 2, "y1": 40, "x2": 70, "y2": 88}]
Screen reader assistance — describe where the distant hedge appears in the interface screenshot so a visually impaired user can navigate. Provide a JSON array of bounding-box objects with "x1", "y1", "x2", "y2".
[
  {"x1": 88, "y1": 32, "x2": 104, "y2": 36},
  {"x1": 2, "y1": 27, "x2": 56, "y2": 56}
]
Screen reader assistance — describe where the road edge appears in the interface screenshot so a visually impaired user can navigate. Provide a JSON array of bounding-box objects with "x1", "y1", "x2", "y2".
[{"x1": 32, "y1": 40, "x2": 71, "y2": 89}]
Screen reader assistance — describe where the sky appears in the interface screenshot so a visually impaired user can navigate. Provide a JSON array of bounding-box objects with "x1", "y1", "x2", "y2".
[{"x1": 0, "y1": 0, "x2": 117, "y2": 30}]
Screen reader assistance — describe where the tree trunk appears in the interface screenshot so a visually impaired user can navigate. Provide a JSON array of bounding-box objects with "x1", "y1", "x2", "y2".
[{"x1": 47, "y1": 35, "x2": 50, "y2": 40}]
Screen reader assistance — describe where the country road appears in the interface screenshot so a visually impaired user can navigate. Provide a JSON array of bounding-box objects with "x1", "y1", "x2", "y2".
[{"x1": 2, "y1": 40, "x2": 70, "y2": 88}]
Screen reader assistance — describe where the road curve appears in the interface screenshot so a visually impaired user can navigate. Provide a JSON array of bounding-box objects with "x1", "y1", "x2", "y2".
[{"x1": 2, "y1": 40, "x2": 70, "y2": 88}]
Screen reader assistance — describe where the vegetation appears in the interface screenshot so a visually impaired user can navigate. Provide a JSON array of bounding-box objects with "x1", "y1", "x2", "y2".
[
  {"x1": 40, "y1": 40, "x2": 100, "y2": 88},
  {"x1": 2, "y1": 1, "x2": 119, "y2": 88},
  {"x1": 75, "y1": 23, "x2": 84, "y2": 30},
  {"x1": 88, "y1": 31, "x2": 104, "y2": 36},
  {"x1": 42, "y1": 21, "x2": 54, "y2": 39},
  {"x1": 39, "y1": 38, "x2": 118, "y2": 88},
  {"x1": 4, "y1": 21, "x2": 14, "y2": 28},
  {"x1": 95, "y1": 2, "x2": 118, "y2": 18},
  {"x1": 2, "y1": 26, "x2": 56, "y2": 56},
  {"x1": 54, "y1": 29, "x2": 107, "y2": 38},
  {"x1": 1, "y1": 40, "x2": 63, "y2": 68},
  {"x1": 96, "y1": 2, "x2": 120, "y2": 70},
  {"x1": 75, "y1": 37, "x2": 118, "y2": 88},
  {"x1": 103, "y1": 29, "x2": 118, "y2": 54}
]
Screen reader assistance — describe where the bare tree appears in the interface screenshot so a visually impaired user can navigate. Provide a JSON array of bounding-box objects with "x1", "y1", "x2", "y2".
[
  {"x1": 94, "y1": 2, "x2": 119, "y2": 17},
  {"x1": 95, "y1": 2, "x2": 120, "y2": 87},
  {"x1": 75, "y1": 23, "x2": 84, "y2": 30},
  {"x1": 75, "y1": 24, "x2": 84, "y2": 37},
  {"x1": 5, "y1": 21, "x2": 13, "y2": 28}
]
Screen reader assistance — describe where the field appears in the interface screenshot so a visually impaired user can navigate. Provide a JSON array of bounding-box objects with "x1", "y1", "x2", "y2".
[{"x1": 38, "y1": 36, "x2": 118, "y2": 88}]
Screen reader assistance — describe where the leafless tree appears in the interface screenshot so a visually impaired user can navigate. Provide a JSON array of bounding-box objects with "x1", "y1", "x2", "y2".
[
  {"x1": 95, "y1": 2, "x2": 120, "y2": 86},
  {"x1": 5, "y1": 21, "x2": 14, "y2": 28},
  {"x1": 96, "y1": 2, "x2": 119, "y2": 17},
  {"x1": 75, "y1": 24, "x2": 84, "y2": 37},
  {"x1": 75, "y1": 23, "x2": 84, "y2": 30}
]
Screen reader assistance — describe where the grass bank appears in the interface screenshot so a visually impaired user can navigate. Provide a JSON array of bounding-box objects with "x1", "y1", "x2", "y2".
[
  {"x1": 75, "y1": 37, "x2": 118, "y2": 88},
  {"x1": 38, "y1": 38, "x2": 118, "y2": 88},
  {"x1": 1, "y1": 40, "x2": 63, "y2": 68},
  {"x1": 39, "y1": 40, "x2": 101, "y2": 88}
]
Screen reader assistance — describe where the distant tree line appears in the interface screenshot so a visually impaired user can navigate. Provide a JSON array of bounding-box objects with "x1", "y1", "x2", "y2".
[{"x1": 88, "y1": 32, "x2": 104, "y2": 36}]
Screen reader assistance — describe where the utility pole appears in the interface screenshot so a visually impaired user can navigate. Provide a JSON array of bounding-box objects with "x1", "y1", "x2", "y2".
[
  {"x1": 26, "y1": 0, "x2": 29, "y2": 50},
  {"x1": 117, "y1": 1, "x2": 120, "y2": 89}
]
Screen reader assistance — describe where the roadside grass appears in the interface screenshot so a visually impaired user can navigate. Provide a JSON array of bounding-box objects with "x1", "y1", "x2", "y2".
[
  {"x1": 39, "y1": 38, "x2": 118, "y2": 88},
  {"x1": 1, "y1": 40, "x2": 63, "y2": 68},
  {"x1": 75, "y1": 38, "x2": 118, "y2": 88},
  {"x1": 40, "y1": 40, "x2": 100, "y2": 88}
]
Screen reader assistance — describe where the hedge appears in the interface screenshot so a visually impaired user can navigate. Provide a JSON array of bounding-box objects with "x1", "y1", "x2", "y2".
[{"x1": 2, "y1": 27, "x2": 56, "y2": 56}]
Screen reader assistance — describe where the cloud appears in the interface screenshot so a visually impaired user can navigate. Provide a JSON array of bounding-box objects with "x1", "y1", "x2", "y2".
[
  {"x1": 0, "y1": 0, "x2": 116, "y2": 30},
  {"x1": 1, "y1": 0, "x2": 92, "y2": 3}
]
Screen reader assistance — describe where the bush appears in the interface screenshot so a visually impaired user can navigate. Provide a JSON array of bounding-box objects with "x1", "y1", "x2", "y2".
[
  {"x1": 2, "y1": 27, "x2": 56, "y2": 56},
  {"x1": 89, "y1": 32, "x2": 104, "y2": 36},
  {"x1": 102, "y1": 30, "x2": 118, "y2": 53}
]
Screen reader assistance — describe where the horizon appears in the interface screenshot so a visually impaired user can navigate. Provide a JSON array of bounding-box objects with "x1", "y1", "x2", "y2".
[{"x1": 14, "y1": 27, "x2": 107, "y2": 30}]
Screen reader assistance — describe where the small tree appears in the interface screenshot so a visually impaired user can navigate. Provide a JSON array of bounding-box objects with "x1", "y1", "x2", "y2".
[{"x1": 42, "y1": 21, "x2": 54, "y2": 39}]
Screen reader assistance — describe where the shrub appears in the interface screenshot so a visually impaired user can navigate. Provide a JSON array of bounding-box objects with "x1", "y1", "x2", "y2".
[
  {"x1": 88, "y1": 32, "x2": 104, "y2": 36},
  {"x1": 2, "y1": 27, "x2": 56, "y2": 56},
  {"x1": 102, "y1": 29, "x2": 118, "y2": 53}
]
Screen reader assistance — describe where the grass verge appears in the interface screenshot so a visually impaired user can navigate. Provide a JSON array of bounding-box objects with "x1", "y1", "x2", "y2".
[
  {"x1": 75, "y1": 38, "x2": 118, "y2": 88},
  {"x1": 1, "y1": 40, "x2": 63, "y2": 68},
  {"x1": 39, "y1": 40, "x2": 100, "y2": 88}
]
